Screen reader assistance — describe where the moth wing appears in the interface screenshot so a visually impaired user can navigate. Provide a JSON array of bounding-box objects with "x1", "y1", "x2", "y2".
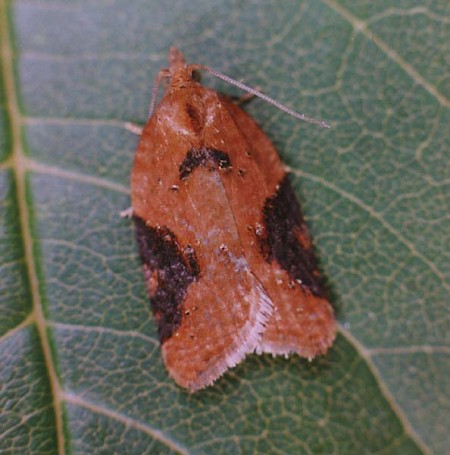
[
  {"x1": 162, "y1": 262, "x2": 272, "y2": 391},
  {"x1": 257, "y1": 289, "x2": 335, "y2": 358},
  {"x1": 216, "y1": 97, "x2": 336, "y2": 359}
]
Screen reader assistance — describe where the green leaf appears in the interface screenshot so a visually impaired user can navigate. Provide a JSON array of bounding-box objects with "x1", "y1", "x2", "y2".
[{"x1": 1, "y1": 0, "x2": 448, "y2": 453}]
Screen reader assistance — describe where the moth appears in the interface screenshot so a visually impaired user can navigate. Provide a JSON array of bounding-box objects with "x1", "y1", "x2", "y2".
[{"x1": 130, "y1": 48, "x2": 336, "y2": 391}]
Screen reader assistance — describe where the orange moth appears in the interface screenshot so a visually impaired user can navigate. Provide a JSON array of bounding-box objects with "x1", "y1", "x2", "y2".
[{"x1": 130, "y1": 48, "x2": 336, "y2": 391}]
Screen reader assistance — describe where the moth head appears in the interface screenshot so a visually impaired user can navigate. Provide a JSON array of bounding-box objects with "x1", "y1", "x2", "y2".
[
  {"x1": 168, "y1": 47, "x2": 186, "y2": 70},
  {"x1": 165, "y1": 47, "x2": 201, "y2": 90}
]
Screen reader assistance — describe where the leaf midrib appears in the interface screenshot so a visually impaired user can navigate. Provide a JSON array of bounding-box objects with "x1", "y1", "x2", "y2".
[{"x1": 0, "y1": 1, "x2": 65, "y2": 453}]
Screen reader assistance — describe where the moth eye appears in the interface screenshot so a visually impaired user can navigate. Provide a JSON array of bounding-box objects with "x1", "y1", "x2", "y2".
[{"x1": 191, "y1": 69, "x2": 202, "y2": 82}]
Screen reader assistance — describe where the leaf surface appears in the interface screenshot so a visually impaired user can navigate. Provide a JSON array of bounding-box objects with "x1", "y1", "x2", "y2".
[{"x1": 1, "y1": 0, "x2": 448, "y2": 453}]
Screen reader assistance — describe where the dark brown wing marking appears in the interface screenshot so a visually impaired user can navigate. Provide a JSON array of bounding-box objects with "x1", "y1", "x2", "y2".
[
  {"x1": 134, "y1": 216, "x2": 200, "y2": 342},
  {"x1": 261, "y1": 175, "x2": 326, "y2": 297},
  {"x1": 179, "y1": 147, "x2": 232, "y2": 180}
]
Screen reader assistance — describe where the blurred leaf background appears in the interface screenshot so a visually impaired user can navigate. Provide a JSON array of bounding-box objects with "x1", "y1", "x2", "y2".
[{"x1": 1, "y1": 0, "x2": 448, "y2": 454}]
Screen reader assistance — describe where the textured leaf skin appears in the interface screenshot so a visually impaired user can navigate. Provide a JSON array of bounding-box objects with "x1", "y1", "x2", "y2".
[{"x1": 1, "y1": 0, "x2": 448, "y2": 454}]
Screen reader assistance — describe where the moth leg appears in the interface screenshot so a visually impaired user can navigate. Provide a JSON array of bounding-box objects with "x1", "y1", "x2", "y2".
[
  {"x1": 216, "y1": 88, "x2": 260, "y2": 107},
  {"x1": 223, "y1": 85, "x2": 260, "y2": 106},
  {"x1": 282, "y1": 163, "x2": 295, "y2": 174},
  {"x1": 125, "y1": 122, "x2": 143, "y2": 136},
  {"x1": 120, "y1": 207, "x2": 134, "y2": 218}
]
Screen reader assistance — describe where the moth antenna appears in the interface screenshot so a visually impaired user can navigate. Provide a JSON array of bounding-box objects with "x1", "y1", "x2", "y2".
[
  {"x1": 148, "y1": 69, "x2": 170, "y2": 118},
  {"x1": 198, "y1": 65, "x2": 331, "y2": 128},
  {"x1": 148, "y1": 77, "x2": 161, "y2": 118}
]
